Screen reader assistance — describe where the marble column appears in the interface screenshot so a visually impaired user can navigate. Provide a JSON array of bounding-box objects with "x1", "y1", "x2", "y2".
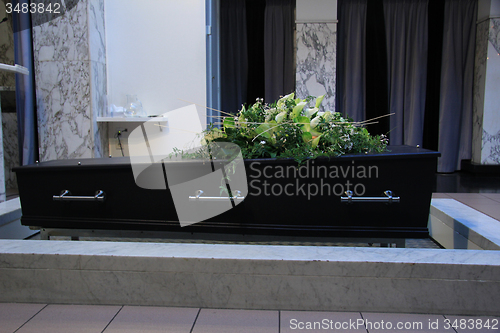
[
  {"x1": 0, "y1": 96, "x2": 5, "y2": 202},
  {"x1": 0, "y1": 0, "x2": 15, "y2": 88},
  {"x1": 32, "y1": 0, "x2": 108, "y2": 161},
  {"x1": 0, "y1": 0, "x2": 15, "y2": 199},
  {"x1": 295, "y1": 0, "x2": 337, "y2": 112},
  {"x1": 2, "y1": 112, "x2": 18, "y2": 190},
  {"x1": 473, "y1": 0, "x2": 500, "y2": 165}
]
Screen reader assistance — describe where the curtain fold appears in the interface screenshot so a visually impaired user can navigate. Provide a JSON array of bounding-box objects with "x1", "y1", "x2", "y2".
[
  {"x1": 383, "y1": 0, "x2": 428, "y2": 146},
  {"x1": 264, "y1": 0, "x2": 295, "y2": 103},
  {"x1": 437, "y1": 0, "x2": 477, "y2": 172},
  {"x1": 365, "y1": 0, "x2": 389, "y2": 135},
  {"x1": 12, "y1": 0, "x2": 38, "y2": 165},
  {"x1": 338, "y1": 0, "x2": 476, "y2": 172},
  {"x1": 337, "y1": 0, "x2": 367, "y2": 123},
  {"x1": 220, "y1": 0, "x2": 248, "y2": 114}
]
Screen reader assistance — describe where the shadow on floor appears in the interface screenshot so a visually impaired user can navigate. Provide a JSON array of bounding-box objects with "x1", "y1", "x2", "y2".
[{"x1": 434, "y1": 172, "x2": 500, "y2": 193}]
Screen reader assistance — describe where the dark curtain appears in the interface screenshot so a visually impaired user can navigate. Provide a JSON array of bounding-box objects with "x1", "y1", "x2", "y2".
[
  {"x1": 437, "y1": 0, "x2": 477, "y2": 172},
  {"x1": 337, "y1": 0, "x2": 477, "y2": 172},
  {"x1": 263, "y1": 0, "x2": 295, "y2": 103},
  {"x1": 220, "y1": 0, "x2": 294, "y2": 110},
  {"x1": 423, "y1": 0, "x2": 445, "y2": 152},
  {"x1": 383, "y1": 0, "x2": 428, "y2": 146},
  {"x1": 220, "y1": 0, "x2": 248, "y2": 115},
  {"x1": 365, "y1": 0, "x2": 389, "y2": 135},
  {"x1": 337, "y1": 0, "x2": 367, "y2": 122},
  {"x1": 12, "y1": 0, "x2": 38, "y2": 165},
  {"x1": 246, "y1": 0, "x2": 266, "y2": 103}
]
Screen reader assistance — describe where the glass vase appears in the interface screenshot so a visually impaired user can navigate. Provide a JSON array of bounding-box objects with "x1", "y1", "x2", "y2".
[{"x1": 124, "y1": 94, "x2": 145, "y2": 117}]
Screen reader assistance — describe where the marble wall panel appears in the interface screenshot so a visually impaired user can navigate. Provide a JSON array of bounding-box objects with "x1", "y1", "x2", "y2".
[
  {"x1": 88, "y1": 0, "x2": 106, "y2": 65},
  {"x1": 0, "y1": 0, "x2": 15, "y2": 88},
  {"x1": 2, "y1": 112, "x2": 19, "y2": 189},
  {"x1": 91, "y1": 61, "x2": 108, "y2": 158},
  {"x1": 30, "y1": 0, "x2": 79, "y2": 29},
  {"x1": 32, "y1": 0, "x2": 89, "y2": 63},
  {"x1": 89, "y1": 0, "x2": 108, "y2": 157},
  {"x1": 0, "y1": 106, "x2": 4, "y2": 202},
  {"x1": 481, "y1": 18, "x2": 500, "y2": 164},
  {"x1": 35, "y1": 60, "x2": 92, "y2": 160},
  {"x1": 32, "y1": 0, "x2": 107, "y2": 161},
  {"x1": 472, "y1": 20, "x2": 489, "y2": 164},
  {"x1": 0, "y1": 0, "x2": 16, "y2": 194},
  {"x1": 296, "y1": 23, "x2": 336, "y2": 112},
  {"x1": 489, "y1": 18, "x2": 500, "y2": 55},
  {"x1": 482, "y1": 129, "x2": 500, "y2": 164},
  {"x1": 473, "y1": 18, "x2": 500, "y2": 165}
]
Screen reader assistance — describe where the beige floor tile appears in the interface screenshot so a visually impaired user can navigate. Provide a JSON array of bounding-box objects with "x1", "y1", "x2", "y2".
[
  {"x1": 281, "y1": 311, "x2": 365, "y2": 332},
  {"x1": 446, "y1": 193, "x2": 498, "y2": 205},
  {"x1": 103, "y1": 306, "x2": 199, "y2": 333},
  {"x1": 0, "y1": 303, "x2": 47, "y2": 333},
  {"x1": 360, "y1": 312, "x2": 455, "y2": 332},
  {"x1": 480, "y1": 193, "x2": 500, "y2": 203},
  {"x1": 192, "y1": 309, "x2": 278, "y2": 333},
  {"x1": 15, "y1": 304, "x2": 122, "y2": 333},
  {"x1": 445, "y1": 315, "x2": 500, "y2": 333}
]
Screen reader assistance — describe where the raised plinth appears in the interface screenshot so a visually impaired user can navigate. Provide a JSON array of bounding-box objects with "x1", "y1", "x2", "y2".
[
  {"x1": 0, "y1": 199, "x2": 35, "y2": 240},
  {"x1": 0, "y1": 239, "x2": 499, "y2": 316},
  {"x1": 429, "y1": 198, "x2": 500, "y2": 250}
]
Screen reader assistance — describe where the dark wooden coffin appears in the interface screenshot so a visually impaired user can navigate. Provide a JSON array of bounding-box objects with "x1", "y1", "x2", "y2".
[{"x1": 14, "y1": 145, "x2": 440, "y2": 239}]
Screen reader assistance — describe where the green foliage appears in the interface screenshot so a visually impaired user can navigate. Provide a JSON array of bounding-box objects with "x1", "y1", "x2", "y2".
[{"x1": 204, "y1": 93, "x2": 389, "y2": 164}]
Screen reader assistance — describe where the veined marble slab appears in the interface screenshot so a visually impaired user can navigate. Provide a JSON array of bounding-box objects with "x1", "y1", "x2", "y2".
[
  {"x1": 0, "y1": 0, "x2": 15, "y2": 88},
  {"x1": 33, "y1": 0, "x2": 107, "y2": 161},
  {"x1": 296, "y1": 23, "x2": 336, "y2": 112},
  {"x1": 0, "y1": 239, "x2": 499, "y2": 315},
  {"x1": 2, "y1": 112, "x2": 19, "y2": 189},
  {"x1": 0, "y1": 100, "x2": 5, "y2": 202},
  {"x1": 473, "y1": 18, "x2": 500, "y2": 165}
]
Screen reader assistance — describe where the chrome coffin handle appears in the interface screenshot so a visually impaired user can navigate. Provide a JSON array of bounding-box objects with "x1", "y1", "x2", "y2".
[
  {"x1": 53, "y1": 190, "x2": 106, "y2": 202},
  {"x1": 189, "y1": 189, "x2": 245, "y2": 202},
  {"x1": 341, "y1": 190, "x2": 400, "y2": 204}
]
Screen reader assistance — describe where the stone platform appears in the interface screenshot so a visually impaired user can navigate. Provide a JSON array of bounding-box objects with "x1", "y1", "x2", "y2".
[
  {"x1": 429, "y1": 198, "x2": 500, "y2": 250},
  {"x1": 0, "y1": 238, "x2": 499, "y2": 316},
  {"x1": 0, "y1": 197, "x2": 499, "y2": 316}
]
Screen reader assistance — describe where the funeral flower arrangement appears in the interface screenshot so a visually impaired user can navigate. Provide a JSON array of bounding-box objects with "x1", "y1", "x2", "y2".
[{"x1": 203, "y1": 93, "x2": 388, "y2": 163}]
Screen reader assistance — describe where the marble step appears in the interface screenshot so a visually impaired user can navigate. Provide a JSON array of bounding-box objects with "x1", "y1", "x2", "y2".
[{"x1": 0, "y1": 239, "x2": 499, "y2": 316}]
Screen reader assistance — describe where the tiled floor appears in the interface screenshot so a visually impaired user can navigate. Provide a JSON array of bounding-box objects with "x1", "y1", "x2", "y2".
[{"x1": 1, "y1": 303, "x2": 499, "y2": 333}]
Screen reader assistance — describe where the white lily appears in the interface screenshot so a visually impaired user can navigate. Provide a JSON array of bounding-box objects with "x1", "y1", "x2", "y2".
[
  {"x1": 305, "y1": 107, "x2": 319, "y2": 118},
  {"x1": 310, "y1": 116, "x2": 321, "y2": 129}
]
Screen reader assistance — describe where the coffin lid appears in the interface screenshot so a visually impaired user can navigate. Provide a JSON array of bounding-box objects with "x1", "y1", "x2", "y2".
[{"x1": 13, "y1": 145, "x2": 440, "y2": 173}]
